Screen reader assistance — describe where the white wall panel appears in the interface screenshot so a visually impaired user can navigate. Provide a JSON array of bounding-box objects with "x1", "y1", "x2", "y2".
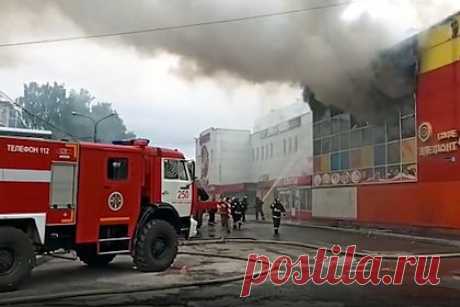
[{"x1": 312, "y1": 187, "x2": 357, "y2": 220}]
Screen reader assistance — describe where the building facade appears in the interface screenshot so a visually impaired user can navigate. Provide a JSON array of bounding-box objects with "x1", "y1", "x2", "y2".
[
  {"x1": 312, "y1": 99, "x2": 416, "y2": 220},
  {"x1": 309, "y1": 12, "x2": 460, "y2": 232},
  {"x1": 196, "y1": 103, "x2": 314, "y2": 220},
  {"x1": 195, "y1": 12, "x2": 460, "y2": 232},
  {"x1": 195, "y1": 128, "x2": 253, "y2": 197},
  {"x1": 250, "y1": 103, "x2": 313, "y2": 220}
]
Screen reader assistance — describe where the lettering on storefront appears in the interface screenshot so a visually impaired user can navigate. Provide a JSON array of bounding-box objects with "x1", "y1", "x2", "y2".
[
  {"x1": 418, "y1": 123, "x2": 460, "y2": 157},
  {"x1": 419, "y1": 142, "x2": 458, "y2": 156},
  {"x1": 437, "y1": 129, "x2": 458, "y2": 141}
]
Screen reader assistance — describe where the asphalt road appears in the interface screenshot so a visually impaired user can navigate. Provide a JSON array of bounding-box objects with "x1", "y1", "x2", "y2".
[
  {"x1": 198, "y1": 219, "x2": 460, "y2": 254},
  {"x1": 5, "y1": 219, "x2": 460, "y2": 307}
]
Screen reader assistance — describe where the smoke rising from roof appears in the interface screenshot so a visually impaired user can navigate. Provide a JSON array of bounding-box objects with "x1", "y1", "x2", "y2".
[{"x1": 1, "y1": 0, "x2": 460, "y2": 118}]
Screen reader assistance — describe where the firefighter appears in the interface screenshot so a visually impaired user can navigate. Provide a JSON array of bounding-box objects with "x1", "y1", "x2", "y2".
[
  {"x1": 241, "y1": 195, "x2": 249, "y2": 223},
  {"x1": 217, "y1": 197, "x2": 232, "y2": 235},
  {"x1": 230, "y1": 197, "x2": 237, "y2": 229},
  {"x1": 255, "y1": 196, "x2": 265, "y2": 221},
  {"x1": 271, "y1": 198, "x2": 286, "y2": 235},
  {"x1": 231, "y1": 197, "x2": 243, "y2": 230},
  {"x1": 208, "y1": 208, "x2": 217, "y2": 226}
]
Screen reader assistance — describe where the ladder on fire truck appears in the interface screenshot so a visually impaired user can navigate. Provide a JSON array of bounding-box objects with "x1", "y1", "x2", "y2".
[
  {"x1": 98, "y1": 237, "x2": 131, "y2": 255},
  {"x1": 97, "y1": 225, "x2": 132, "y2": 255}
]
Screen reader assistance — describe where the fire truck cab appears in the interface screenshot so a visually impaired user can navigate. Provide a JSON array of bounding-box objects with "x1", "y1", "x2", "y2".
[{"x1": 0, "y1": 135, "x2": 201, "y2": 291}]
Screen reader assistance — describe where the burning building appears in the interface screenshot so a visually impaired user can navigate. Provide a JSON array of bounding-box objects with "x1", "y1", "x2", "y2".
[
  {"x1": 196, "y1": 11, "x2": 460, "y2": 232},
  {"x1": 310, "y1": 12, "x2": 460, "y2": 231}
]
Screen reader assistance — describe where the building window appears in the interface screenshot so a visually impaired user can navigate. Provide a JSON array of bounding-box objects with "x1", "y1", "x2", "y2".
[
  {"x1": 320, "y1": 119, "x2": 332, "y2": 137},
  {"x1": 362, "y1": 127, "x2": 372, "y2": 145},
  {"x1": 386, "y1": 112, "x2": 401, "y2": 142},
  {"x1": 331, "y1": 135, "x2": 340, "y2": 152},
  {"x1": 387, "y1": 142, "x2": 401, "y2": 165},
  {"x1": 270, "y1": 143, "x2": 274, "y2": 158},
  {"x1": 314, "y1": 139, "x2": 321, "y2": 155},
  {"x1": 401, "y1": 114, "x2": 416, "y2": 139},
  {"x1": 283, "y1": 139, "x2": 287, "y2": 155},
  {"x1": 313, "y1": 123, "x2": 321, "y2": 138},
  {"x1": 340, "y1": 151, "x2": 350, "y2": 170},
  {"x1": 321, "y1": 137, "x2": 331, "y2": 154},
  {"x1": 331, "y1": 153, "x2": 341, "y2": 171},
  {"x1": 313, "y1": 106, "x2": 417, "y2": 186},
  {"x1": 332, "y1": 117, "x2": 341, "y2": 134},
  {"x1": 340, "y1": 132, "x2": 350, "y2": 150},
  {"x1": 350, "y1": 129, "x2": 362, "y2": 148},
  {"x1": 256, "y1": 148, "x2": 259, "y2": 161},
  {"x1": 266, "y1": 144, "x2": 269, "y2": 159},
  {"x1": 373, "y1": 126, "x2": 385, "y2": 144},
  {"x1": 374, "y1": 144, "x2": 386, "y2": 166},
  {"x1": 294, "y1": 136, "x2": 298, "y2": 152},
  {"x1": 261, "y1": 146, "x2": 265, "y2": 160},
  {"x1": 288, "y1": 137, "x2": 292, "y2": 153}
]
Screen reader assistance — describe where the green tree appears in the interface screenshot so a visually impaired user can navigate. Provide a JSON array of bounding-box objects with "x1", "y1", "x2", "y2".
[{"x1": 17, "y1": 82, "x2": 135, "y2": 142}]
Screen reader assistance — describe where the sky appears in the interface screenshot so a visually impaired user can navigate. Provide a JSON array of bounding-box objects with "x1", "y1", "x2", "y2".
[
  {"x1": 0, "y1": 41, "x2": 298, "y2": 157},
  {"x1": 1, "y1": 0, "x2": 460, "y2": 157}
]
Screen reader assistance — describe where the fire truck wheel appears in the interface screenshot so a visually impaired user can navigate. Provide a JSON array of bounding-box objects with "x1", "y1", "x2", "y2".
[
  {"x1": 77, "y1": 247, "x2": 116, "y2": 267},
  {"x1": 134, "y1": 219, "x2": 178, "y2": 272},
  {"x1": 0, "y1": 227, "x2": 35, "y2": 292}
]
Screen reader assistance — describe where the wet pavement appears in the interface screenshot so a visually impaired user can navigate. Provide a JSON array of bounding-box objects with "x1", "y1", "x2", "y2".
[
  {"x1": 3, "y1": 219, "x2": 460, "y2": 306},
  {"x1": 198, "y1": 219, "x2": 460, "y2": 255}
]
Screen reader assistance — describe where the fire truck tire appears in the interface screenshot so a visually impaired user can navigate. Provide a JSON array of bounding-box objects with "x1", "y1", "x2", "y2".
[
  {"x1": 134, "y1": 219, "x2": 178, "y2": 272},
  {"x1": 77, "y1": 248, "x2": 116, "y2": 267},
  {"x1": 0, "y1": 227, "x2": 35, "y2": 292}
]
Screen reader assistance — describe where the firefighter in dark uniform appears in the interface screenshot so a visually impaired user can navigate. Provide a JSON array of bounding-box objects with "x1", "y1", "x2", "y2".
[
  {"x1": 231, "y1": 197, "x2": 243, "y2": 230},
  {"x1": 241, "y1": 195, "x2": 249, "y2": 223},
  {"x1": 271, "y1": 198, "x2": 286, "y2": 235}
]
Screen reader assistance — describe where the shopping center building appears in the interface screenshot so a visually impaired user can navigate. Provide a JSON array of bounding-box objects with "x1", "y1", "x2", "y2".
[
  {"x1": 195, "y1": 103, "x2": 313, "y2": 220},
  {"x1": 197, "y1": 12, "x2": 460, "y2": 232}
]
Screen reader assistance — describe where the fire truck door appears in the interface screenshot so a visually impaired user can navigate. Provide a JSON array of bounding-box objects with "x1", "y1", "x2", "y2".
[
  {"x1": 76, "y1": 151, "x2": 142, "y2": 244},
  {"x1": 161, "y1": 159, "x2": 193, "y2": 217}
]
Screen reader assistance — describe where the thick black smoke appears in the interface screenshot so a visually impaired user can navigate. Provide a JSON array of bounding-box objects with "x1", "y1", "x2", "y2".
[{"x1": 0, "y1": 0, "x2": 458, "y2": 119}]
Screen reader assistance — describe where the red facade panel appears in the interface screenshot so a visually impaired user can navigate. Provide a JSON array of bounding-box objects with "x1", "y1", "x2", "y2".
[
  {"x1": 358, "y1": 181, "x2": 460, "y2": 229},
  {"x1": 417, "y1": 62, "x2": 460, "y2": 183}
]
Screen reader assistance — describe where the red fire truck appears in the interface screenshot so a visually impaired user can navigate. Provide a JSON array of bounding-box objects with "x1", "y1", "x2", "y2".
[{"x1": 0, "y1": 135, "x2": 214, "y2": 291}]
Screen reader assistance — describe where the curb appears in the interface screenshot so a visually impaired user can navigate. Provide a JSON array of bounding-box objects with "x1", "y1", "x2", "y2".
[{"x1": 250, "y1": 219, "x2": 460, "y2": 248}]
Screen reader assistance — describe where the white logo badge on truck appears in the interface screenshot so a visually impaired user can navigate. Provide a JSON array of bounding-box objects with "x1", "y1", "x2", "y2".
[{"x1": 108, "y1": 192, "x2": 124, "y2": 211}]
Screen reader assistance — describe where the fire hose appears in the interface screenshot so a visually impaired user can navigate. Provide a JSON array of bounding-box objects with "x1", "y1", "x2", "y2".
[{"x1": 1, "y1": 238, "x2": 460, "y2": 305}]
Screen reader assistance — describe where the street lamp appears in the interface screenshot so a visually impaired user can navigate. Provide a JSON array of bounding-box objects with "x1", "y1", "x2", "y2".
[{"x1": 71, "y1": 111, "x2": 117, "y2": 143}]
